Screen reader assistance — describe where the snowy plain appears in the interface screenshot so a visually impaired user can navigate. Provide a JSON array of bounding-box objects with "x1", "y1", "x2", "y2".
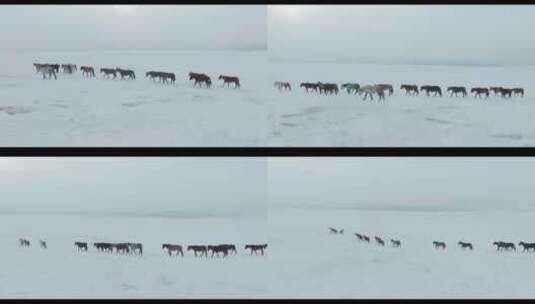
[
  {"x1": 268, "y1": 60, "x2": 535, "y2": 146},
  {"x1": 0, "y1": 213, "x2": 268, "y2": 298},
  {"x1": 0, "y1": 50, "x2": 268, "y2": 146},
  {"x1": 268, "y1": 205, "x2": 535, "y2": 298}
]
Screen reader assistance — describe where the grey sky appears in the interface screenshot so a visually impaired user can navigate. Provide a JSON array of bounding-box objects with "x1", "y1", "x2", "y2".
[
  {"x1": 0, "y1": 5, "x2": 266, "y2": 51},
  {"x1": 0, "y1": 158, "x2": 267, "y2": 218},
  {"x1": 269, "y1": 5, "x2": 535, "y2": 65},
  {"x1": 269, "y1": 158, "x2": 535, "y2": 212}
]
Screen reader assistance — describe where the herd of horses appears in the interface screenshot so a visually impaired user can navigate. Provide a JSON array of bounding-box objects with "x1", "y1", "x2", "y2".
[
  {"x1": 32, "y1": 63, "x2": 240, "y2": 88},
  {"x1": 19, "y1": 238, "x2": 267, "y2": 258},
  {"x1": 328, "y1": 228, "x2": 535, "y2": 252},
  {"x1": 275, "y1": 81, "x2": 525, "y2": 101}
]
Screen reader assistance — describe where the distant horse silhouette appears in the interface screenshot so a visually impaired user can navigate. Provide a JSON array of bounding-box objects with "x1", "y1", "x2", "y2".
[
  {"x1": 458, "y1": 241, "x2": 473, "y2": 250},
  {"x1": 80, "y1": 66, "x2": 95, "y2": 78},
  {"x1": 391, "y1": 239, "x2": 401, "y2": 247},
  {"x1": 187, "y1": 245, "x2": 208, "y2": 257},
  {"x1": 61, "y1": 64, "x2": 76, "y2": 74},
  {"x1": 421, "y1": 85, "x2": 442, "y2": 97},
  {"x1": 359, "y1": 85, "x2": 385, "y2": 101},
  {"x1": 500, "y1": 88, "x2": 513, "y2": 99},
  {"x1": 208, "y1": 245, "x2": 230, "y2": 258},
  {"x1": 39, "y1": 65, "x2": 57, "y2": 80},
  {"x1": 447, "y1": 86, "x2": 467, "y2": 97},
  {"x1": 245, "y1": 244, "x2": 267, "y2": 255},
  {"x1": 162, "y1": 244, "x2": 184, "y2": 256},
  {"x1": 400, "y1": 84, "x2": 419, "y2": 95},
  {"x1": 114, "y1": 243, "x2": 131, "y2": 254},
  {"x1": 341, "y1": 83, "x2": 360, "y2": 95},
  {"x1": 329, "y1": 227, "x2": 344, "y2": 234},
  {"x1": 116, "y1": 68, "x2": 135, "y2": 80},
  {"x1": 40, "y1": 240, "x2": 47, "y2": 249},
  {"x1": 512, "y1": 88, "x2": 525, "y2": 97},
  {"x1": 19, "y1": 238, "x2": 30, "y2": 247},
  {"x1": 127, "y1": 243, "x2": 143, "y2": 255},
  {"x1": 75, "y1": 241, "x2": 88, "y2": 251},
  {"x1": 376, "y1": 84, "x2": 394, "y2": 96},
  {"x1": 274, "y1": 81, "x2": 292, "y2": 92},
  {"x1": 433, "y1": 241, "x2": 446, "y2": 250},
  {"x1": 318, "y1": 83, "x2": 339, "y2": 95},
  {"x1": 471, "y1": 87, "x2": 489, "y2": 98},
  {"x1": 490, "y1": 87, "x2": 502, "y2": 96},
  {"x1": 219, "y1": 75, "x2": 240, "y2": 89},
  {"x1": 493, "y1": 241, "x2": 515, "y2": 251},
  {"x1": 375, "y1": 236, "x2": 385, "y2": 246},
  {"x1": 518, "y1": 241, "x2": 535, "y2": 252},
  {"x1": 354, "y1": 233, "x2": 364, "y2": 241},
  {"x1": 189, "y1": 72, "x2": 212, "y2": 88},
  {"x1": 218, "y1": 244, "x2": 238, "y2": 255},
  {"x1": 100, "y1": 68, "x2": 117, "y2": 79},
  {"x1": 300, "y1": 82, "x2": 320, "y2": 93}
]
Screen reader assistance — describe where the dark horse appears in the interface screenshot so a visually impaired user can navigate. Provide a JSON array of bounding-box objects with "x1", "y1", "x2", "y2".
[
  {"x1": 421, "y1": 85, "x2": 442, "y2": 97},
  {"x1": 518, "y1": 241, "x2": 535, "y2": 252},
  {"x1": 245, "y1": 244, "x2": 267, "y2": 255},
  {"x1": 400, "y1": 84, "x2": 419, "y2": 95},
  {"x1": 432, "y1": 241, "x2": 446, "y2": 250},
  {"x1": 187, "y1": 245, "x2": 208, "y2": 257},
  {"x1": 218, "y1": 244, "x2": 238, "y2": 255},
  {"x1": 300, "y1": 82, "x2": 320, "y2": 93},
  {"x1": 458, "y1": 241, "x2": 473, "y2": 250},
  {"x1": 219, "y1": 75, "x2": 240, "y2": 89},
  {"x1": 116, "y1": 68, "x2": 135, "y2": 80},
  {"x1": 208, "y1": 245, "x2": 230, "y2": 258},
  {"x1": 493, "y1": 241, "x2": 516, "y2": 251},
  {"x1": 329, "y1": 227, "x2": 344, "y2": 234},
  {"x1": 319, "y1": 83, "x2": 339, "y2": 95},
  {"x1": 80, "y1": 66, "x2": 95, "y2": 78},
  {"x1": 471, "y1": 87, "x2": 489, "y2": 98},
  {"x1": 274, "y1": 81, "x2": 292, "y2": 92},
  {"x1": 114, "y1": 243, "x2": 131, "y2": 254},
  {"x1": 100, "y1": 68, "x2": 117, "y2": 79},
  {"x1": 512, "y1": 88, "x2": 525, "y2": 97},
  {"x1": 374, "y1": 236, "x2": 385, "y2": 246},
  {"x1": 19, "y1": 238, "x2": 30, "y2": 247},
  {"x1": 189, "y1": 72, "x2": 212, "y2": 88},
  {"x1": 391, "y1": 239, "x2": 401, "y2": 247},
  {"x1": 40, "y1": 240, "x2": 47, "y2": 249},
  {"x1": 162, "y1": 244, "x2": 184, "y2": 257},
  {"x1": 447, "y1": 86, "x2": 467, "y2": 97},
  {"x1": 500, "y1": 88, "x2": 513, "y2": 99},
  {"x1": 75, "y1": 241, "x2": 88, "y2": 251},
  {"x1": 490, "y1": 87, "x2": 502, "y2": 96}
]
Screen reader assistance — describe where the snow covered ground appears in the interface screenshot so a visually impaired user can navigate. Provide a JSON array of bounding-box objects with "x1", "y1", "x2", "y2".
[
  {"x1": 268, "y1": 206, "x2": 535, "y2": 298},
  {"x1": 268, "y1": 60, "x2": 535, "y2": 146},
  {"x1": 0, "y1": 50, "x2": 267, "y2": 146},
  {"x1": 0, "y1": 213, "x2": 267, "y2": 298}
]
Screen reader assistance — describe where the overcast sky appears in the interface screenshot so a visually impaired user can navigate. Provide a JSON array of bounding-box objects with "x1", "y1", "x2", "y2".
[
  {"x1": 0, "y1": 158, "x2": 267, "y2": 218},
  {"x1": 0, "y1": 5, "x2": 266, "y2": 51},
  {"x1": 269, "y1": 158, "x2": 535, "y2": 212},
  {"x1": 269, "y1": 5, "x2": 535, "y2": 65}
]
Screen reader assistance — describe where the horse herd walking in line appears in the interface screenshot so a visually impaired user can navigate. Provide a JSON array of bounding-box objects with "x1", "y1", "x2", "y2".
[
  {"x1": 32, "y1": 63, "x2": 241, "y2": 89},
  {"x1": 328, "y1": 228, "x2": 535, "y2": 252},
  {"x1": 275, "y1": 81, "x2": 525, "y2": 101},
  {"x1": 19, "y1": 238, "x2": 267, "y2": 258}
]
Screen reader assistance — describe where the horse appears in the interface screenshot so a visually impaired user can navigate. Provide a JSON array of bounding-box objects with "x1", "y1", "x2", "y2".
[
  {"x1": 512, "y1": 88, "x2": 525, "y2": 97},
  {"x1": 358, "y1": 85, "x2": 385, "y2": 101},
  {"x1": 490, "y1": 87, "x2": 503, "y2": 96},
  {"x1": 447, "y1": 86, "x2": 467, "y2": 97},
  {"x1": 19, "y1": 238, "x2": 30, "y2": 247},
  {"x1": 432, "y1": 241, "x2": 446, "y2": 250},
  {"x1": 362, "y1": 235, "x2": 370, "y2": 242},
  {"x1": 114, "y1": 243, "x2": 131, "y2": 254},
  {"x1": 518, "y1": 242, "x2": 535, "y2": 252},
  {"x1": 189, "y1": 72, "x2": 212, "y2": 88},
  {"x1": 74, "y1": 241, "x2": 88, "y2": 251},
  {"x1": 80, "y1": 66, "x2": 95, "y2": 78},
  {"x1": 274, "y1": 81, "x2": 292, "y2": 92},
  {"x1": 39, "y1": 65, "x2": 57, "y2": 80},
  {"x1": 218, "y1": 244, "x2": 238, "y2": 255},
  {"x1": 376, "y1": 84, "x2": 394, "y2": 96},
  {"x1": 458, "y1": 241, "x2": 473, "y2": 250},
  {"x1": 61, "y1": 64, "x2": 75, "y2": 74},
  {"x1": 421, "y1": 85, "x2": 442, "y2": 97},
  {"x1": 400, "y1": 84, "x2": 419, "y2": 95},
  {"x1": 162, "y1": 244, "x2": 184, "y2": 257},
  {"x1": 159, "y1": 72, "x2": 176, "y2": 84},
  {"x1": 219, "y1": 75, "x2": 240, "y2": 89},
  {"x1": 116, "y1": 68, "x2": 135, "y2": 80},
  {"x1": 500, "y1": 88, "x2": 513, "y2": 99},
  {"x1": 391, "y1": 239, "x2": 401, "y2": 247},
  {"x1": 341, "y1": 83, "x2": 360, "y2": 95},
  {"x1": 329, "y1": 227, "x2": 344, "y2": 234},
  {"x1": 100, "y1": 68, "x2": 117, "y2": 79},
  {"x1": 374, "y1": 236, "x2": 385, "y2": 246},
  {"x1": 245, "y1": 244, "x2": 267, "y2": 255},
  {"x1": 300, "y1": 82, "x2": 320, "y2": 93},
  {"x1": 493, "y1": 241, "x2": 516, "y2": 251},
  {"x1": 471, "y1": 87, "x2": 489, "y2": 98},
  {"x1": 187, "y1": 245, "x2": 208, "y2": 257},
  {"x1": 354, "y1": 233, "x2": 364, "y2": 241},
  {"x1": 127, "y1": 243, "x2": 143, "y2": 255},
  {"x1": 208, "y1": 245, "x2": 230, "y2": 258},
  {"x1": 40, "y1": 240, "x2": 47, "y2": 249},
  {"x1": 318, "y1": 83, "x2": 339, "y2": 95}
]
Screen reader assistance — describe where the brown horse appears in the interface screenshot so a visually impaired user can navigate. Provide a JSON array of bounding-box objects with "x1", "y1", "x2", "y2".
[{"x1": 219, "y1": 75, "x2": 240, "y2": 89}]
